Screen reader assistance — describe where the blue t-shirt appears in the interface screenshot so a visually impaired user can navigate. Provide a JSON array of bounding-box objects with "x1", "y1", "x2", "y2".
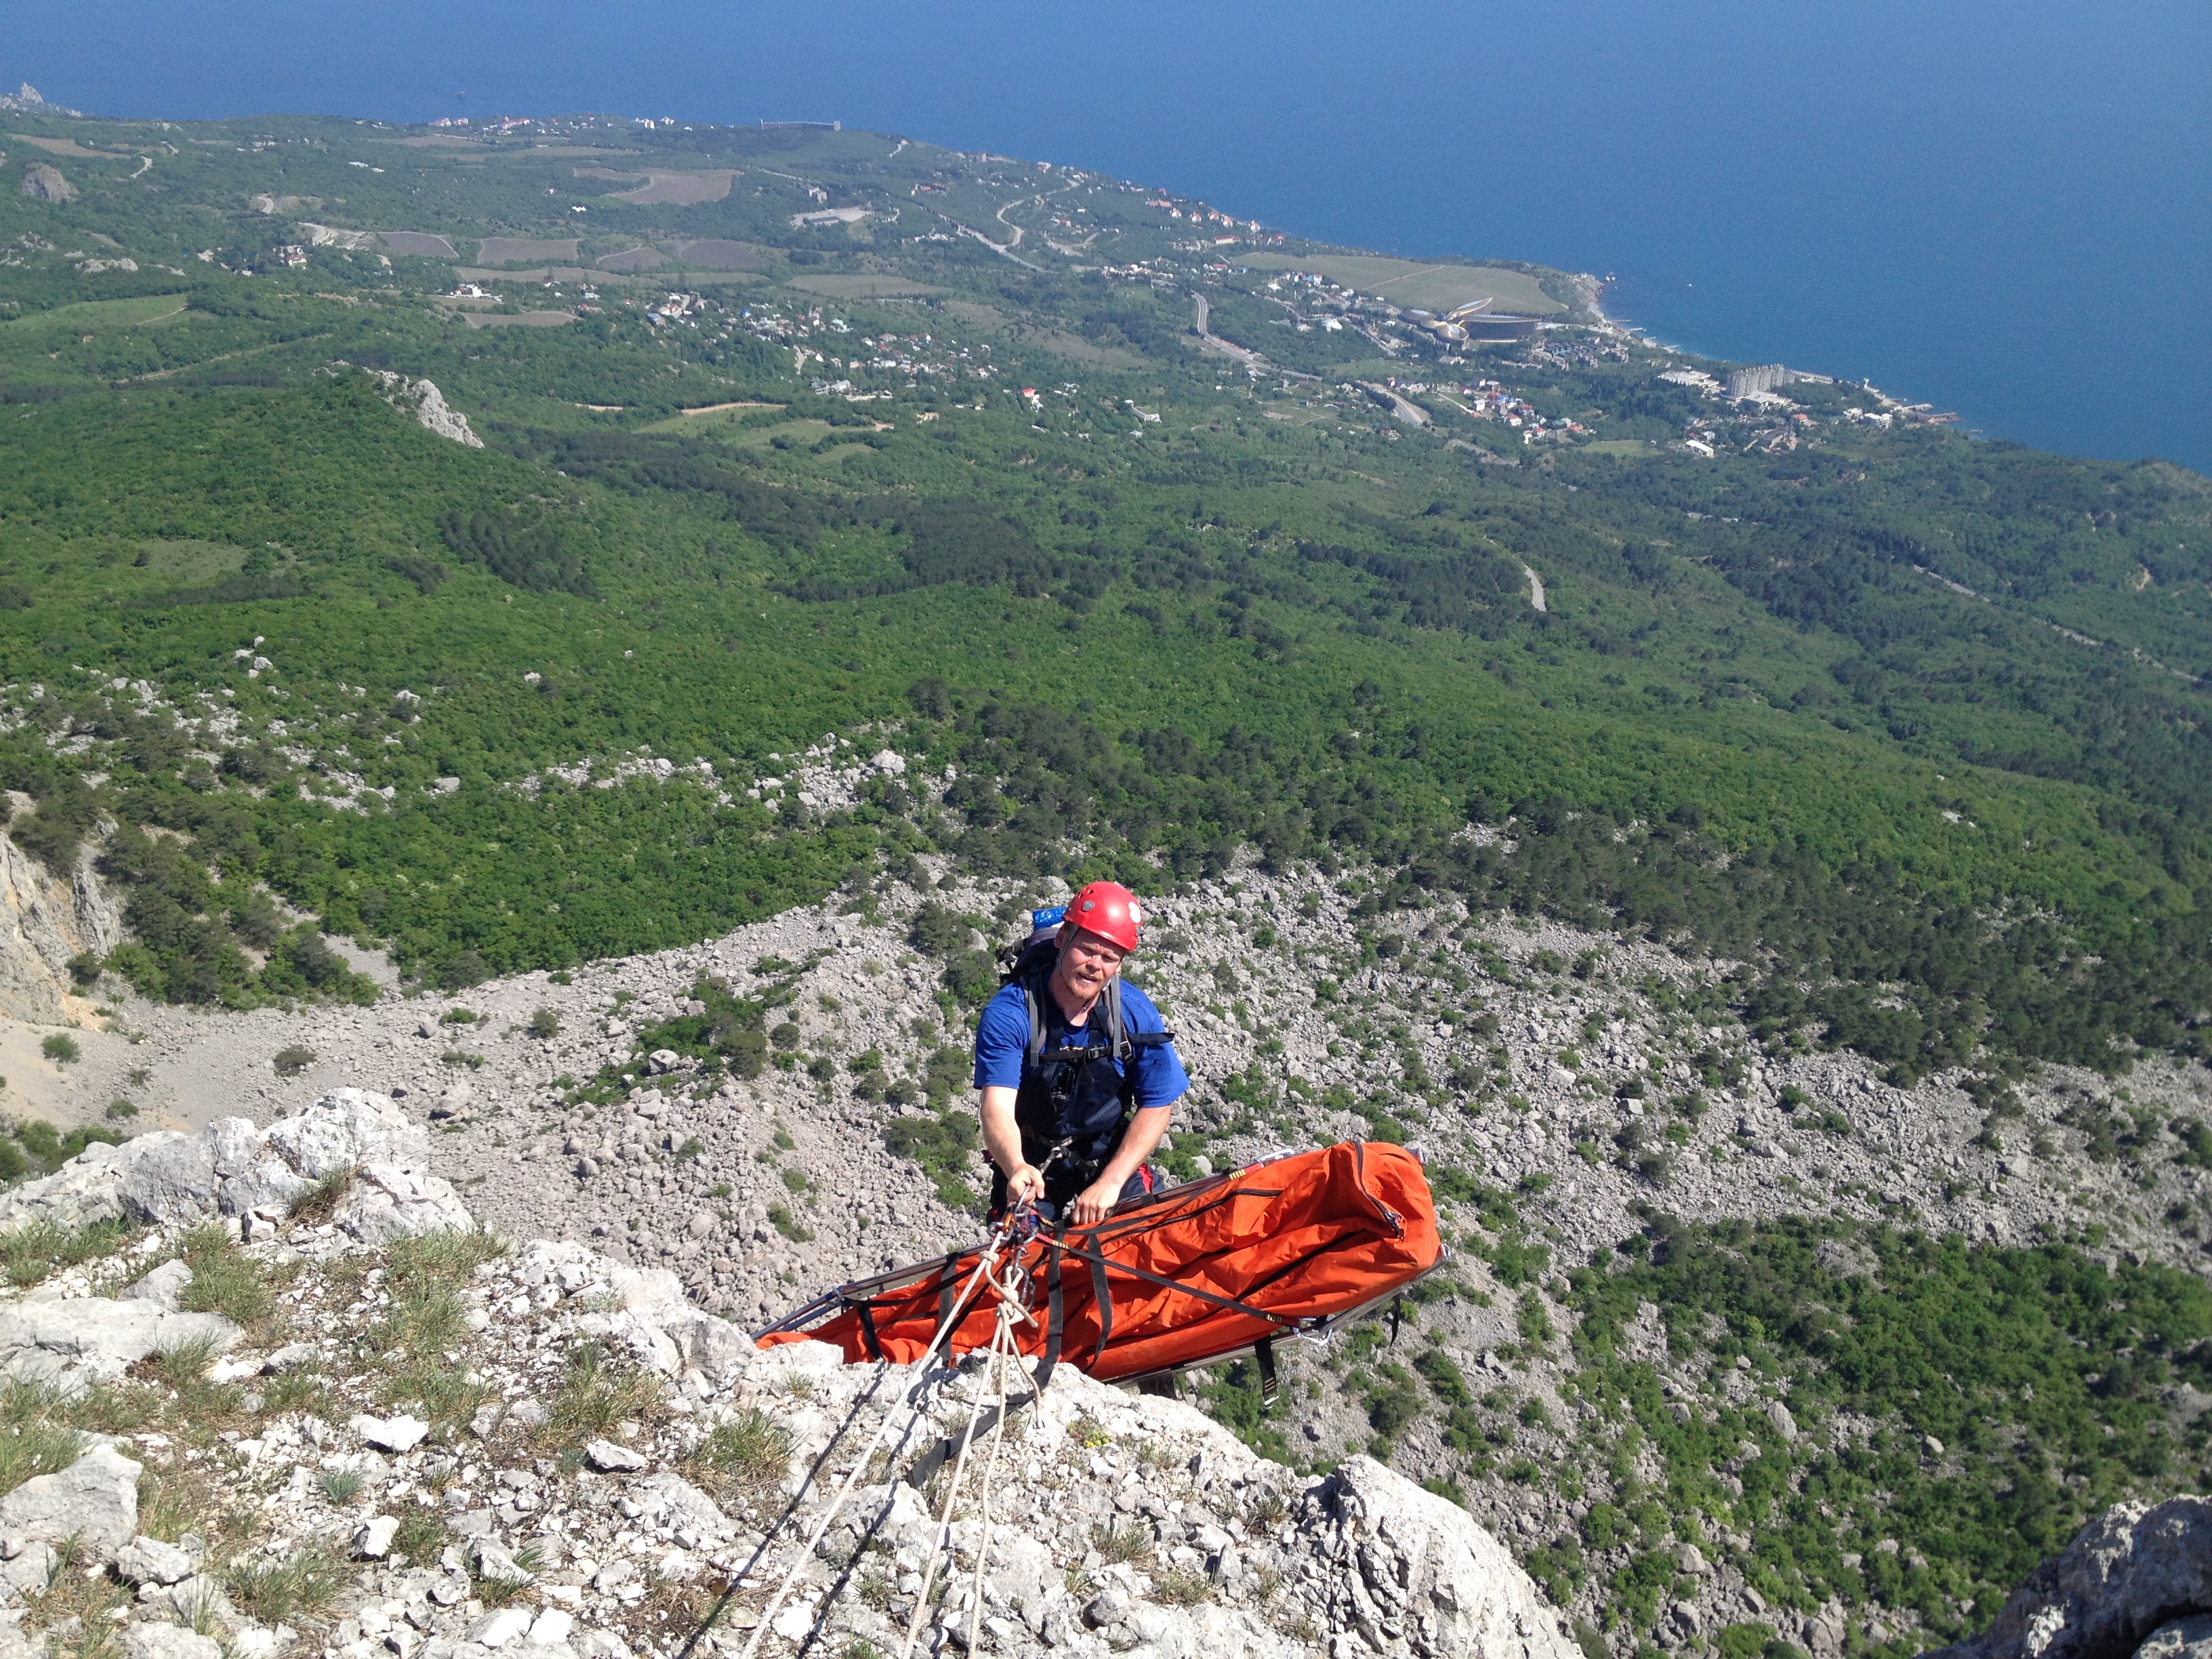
[{"x1": 972, "y1": 978, "x2": 1189, "y2": 1108}]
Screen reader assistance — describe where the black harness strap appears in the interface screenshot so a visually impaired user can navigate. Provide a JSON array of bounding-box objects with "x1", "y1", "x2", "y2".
[
  {"x1": 1254, "y1": 1337, "x2": 1279, "y2": 1405},
  {"x1": 855, "y1": 1300, "x2": 885, "y2": 1364}
]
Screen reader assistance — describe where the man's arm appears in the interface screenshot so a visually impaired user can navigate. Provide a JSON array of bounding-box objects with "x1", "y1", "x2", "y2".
[
  {"x1": 1071, "y1": 1099, "x2": 1178, "y2": 1225},
  {"x1": 979, "y1": 1086, "x2": 1043, "y2": 1211}
]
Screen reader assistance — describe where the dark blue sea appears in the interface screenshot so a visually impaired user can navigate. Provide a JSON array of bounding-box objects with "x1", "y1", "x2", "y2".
[{"x1": 14, "y1": 1, "x2": 2209, "y2": 472}]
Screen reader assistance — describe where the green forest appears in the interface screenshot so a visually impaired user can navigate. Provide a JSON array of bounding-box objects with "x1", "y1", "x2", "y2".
[{"x1": 0, "y1": 109, "x2": 2204, "y2": 1091}]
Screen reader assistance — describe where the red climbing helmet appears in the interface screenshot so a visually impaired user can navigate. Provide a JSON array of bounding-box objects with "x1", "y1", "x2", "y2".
[{"x1": 1063, "y1": 880, "x2": 1144, "y2": 953}]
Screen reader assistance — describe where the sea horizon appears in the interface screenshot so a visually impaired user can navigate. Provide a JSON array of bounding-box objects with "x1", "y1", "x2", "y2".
[{"x1": 5, "y1": 1, "x2": 2205, "y2": 474}]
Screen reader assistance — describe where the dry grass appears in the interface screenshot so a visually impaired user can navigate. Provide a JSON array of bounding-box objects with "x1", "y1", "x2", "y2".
[
  {"x1": 287, "y1": 1166, "x2": 355, "y2": 1226},
  {"x1": 178, "y1": 1223, "x2": 274, "y2": 1326},
  {"x1": 1151, "y1": 1565, "x2": 1213, "y2": 1607},
  {"x1": 225, "y1": 1544, "x2": 343, "y2": 1624},
  {"x1": 1, "y1": 1217, "x2": 141, "y2": 1288},
  {"x1": 541, "y1": 1341, "x2": 665, "y2": 1450},
  {"x1": 684, "y1": 1408, "x2": 792, "y2": 1506},
  {"x1": 1090, "y1": 1521, "x2": 1153, "y2": 1566},
  {"x1": 0, "y1": 1380, "x2": 85, "y2": 1500}
]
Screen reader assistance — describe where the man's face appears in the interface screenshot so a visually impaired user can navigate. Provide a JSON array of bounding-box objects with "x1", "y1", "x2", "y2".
[{"x1": 1054, "y1": 924, "x2": 1128, "y2": 1002}]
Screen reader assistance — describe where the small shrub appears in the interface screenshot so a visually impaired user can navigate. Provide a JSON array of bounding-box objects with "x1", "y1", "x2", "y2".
[
  {"x1": 766, "y1": 1202, "x2": 813, "y2": 1242},
  {"x1": 272, "y1": 1045, "x2": 314, "y2": 1078},
  {"x1": 440, "y1": 1008, "x2": 478, "y2": 1025},
  {"x1": 675, "y1": 1137, "x2": 703, "y2": 1161},
  {"x1": 440, "y1": 1050, "x2": 485, "y2": 1069},
  {"x1": 66, "y1": 951, "x2": 104, "y2": 989},
  {"x1": 104, "y1": 1099, "x2": 138, "y2": 1121},
  {"x1": 318, "y1": 1468, "x2": 363, "y2": 1504},
  {"x1": 529, "y1": 1008, "x2": 561, "y2": 1040},
  {"x1": 39, "y1": 1035, "x2": 78, "y2": 1066}
]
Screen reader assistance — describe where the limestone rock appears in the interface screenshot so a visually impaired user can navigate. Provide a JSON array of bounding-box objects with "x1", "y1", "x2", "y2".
[
  {"x1": 264, "y1": 1088, "x2": 429, "y2": 1180},
  {"x1": 0, "y1": 832, "x2": 119, "y2": 1022},
  {"x1": 112, "y1": 1132, "x2": 221, "y2": 1225},
  {"x1": 119, "y1": 1258, "x2": 192, "y2": 1313},
  {"x1": 1302, "y1": 1456, "x2": 1582, "y2": 1659},
  {"x1": 1928, "y1": 1497, "x2": 2212, "y2": 1659},
  {"x1": 0, "y1": 1443, "x2": 142, "y2": 1561},
  {"x1": 0, "y1": 1296, "x2": 241, "y2": 1389},
  {"x1": 115, "y1": 1534, "x2": 196, "y2": 1586},
  {"x1": 364, "y1": 369, "x2": 484, "y2": 447},
  {"x1": 330, "y1": 1162, "x2": 472, "y2": 1244},
  {"x1": 584, "y1": 1439, "x2": 647, "y2": 1473},
  {"x1": 350, "y1": 1413, "x2": 430, "y2": 1454},
  {"x1": 2139, "y1": 1616, "x2": 2212, "y2": 1659},
  {"x1": 20, "y1": 165, "x2": 70, "y2": 203},
  {"x1": 121, "y1": 1625, "x2": 220, "y2": 1659}
]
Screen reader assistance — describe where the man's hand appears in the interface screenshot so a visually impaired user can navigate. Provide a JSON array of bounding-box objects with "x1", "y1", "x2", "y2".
[
  {"x1": 1069, "y1": 1176, "x2": 1121, "y2": 1227},
  {"x1": 1002, "y1": 1162, "x2": 1046, "y2": 1213}
]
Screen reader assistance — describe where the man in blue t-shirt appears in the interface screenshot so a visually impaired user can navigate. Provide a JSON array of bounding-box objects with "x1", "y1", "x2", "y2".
[{"x1": 973, "y1": 880, "x2": 1189, "y2": 1225}]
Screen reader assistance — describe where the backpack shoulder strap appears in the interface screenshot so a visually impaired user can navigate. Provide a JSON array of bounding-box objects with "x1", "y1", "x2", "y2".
[
  {"x1": 1021, "y1": 973, "x2": 1048, "y2": 1066},
  {"x1": 1105, "y1": 979, "x2": 1129, "y2": 1061}
]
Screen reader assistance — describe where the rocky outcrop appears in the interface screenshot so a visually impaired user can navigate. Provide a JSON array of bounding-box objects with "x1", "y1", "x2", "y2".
[
  {"x1": 0, "y1": 1187, "x2": 1585, "y2": 1659},
  {"x1": 1304, "y1": 1458, "x2": 1583, "y2": 1659},
  {"x1": 0, "y1": 1088, "x2": 471, "y2": 1240},
  {"x1": 0, "y1": 1441, "x2": 142, "y2": 1557},
  {"x1": 1927, "y1": 1497, "x2": 2212, "y2": 1659},
  {"x1": 20, "y1": 164, "x2": 70, "y2": 203},
  {"x1": 0, "y1": 830, "x2": 122, "y2": 1022},
  {"x1": 365, "y1": 369, "x2": 484, "y2": 447},
  {"x1": 0, "y1": 1294, "x2": 241, "y2": 1390}
]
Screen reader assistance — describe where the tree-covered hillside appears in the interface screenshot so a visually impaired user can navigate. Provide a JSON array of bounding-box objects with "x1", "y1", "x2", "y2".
[{"x1": 0, "y1": 109, "x2": 2205, "y2": 1082}]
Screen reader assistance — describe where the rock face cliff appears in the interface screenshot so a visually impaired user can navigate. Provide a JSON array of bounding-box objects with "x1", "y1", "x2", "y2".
[
  {"x1": 1929, "y1": 1498, "x2": 2212, "y2": 1659},
  {"x1": 0, "y1": 832, "x2": 121, "y2": 1023},
  {"x1": 365, "y1": 370, "x2": 484, "y2": 447},
  {"x1": 0, "y1": 1090, "x2": 1582, "y2": 1659}
]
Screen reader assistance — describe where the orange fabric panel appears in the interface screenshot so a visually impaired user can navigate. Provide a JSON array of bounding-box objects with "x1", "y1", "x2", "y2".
[{"x1": 756, "y1": 1142, "x2": 1439, "y2": 1383}]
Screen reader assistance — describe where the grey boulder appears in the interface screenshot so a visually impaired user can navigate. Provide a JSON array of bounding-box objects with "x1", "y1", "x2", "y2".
[
  {"x1": 1301, "y1": 1456, "x2": 1583, "y2": 1659},
  {"x1": 122, "y1": 1622, "x2": 222, "y2": 1659},
  {"x1": 115, "y1": 1534, "x2": 197, "y2": 1586},
  {"x1": 264, "y1": 1088, "x2": 428, "y2": 1181},
  {"x1": 120, "y1": 1258, "x2": 194, "y2": 1314},
  {"x1": 0, "y1": 1443, "x2": 143, "y2": 1561},
  {"x1": 1928, "y1": 1497, "x2": 2212, "y2": 1659},
  {"x1": 0, "y1": 1296, "x2": 240, "y2": 1389}
]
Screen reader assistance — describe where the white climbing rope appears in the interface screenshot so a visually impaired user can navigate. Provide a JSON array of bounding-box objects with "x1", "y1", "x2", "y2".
[
  {"x1": 735, "y1": 1222, "x2": 1017, "y2": 1659},
  {"x1": 895, "y1": 1294, "x2": 1017, "y2": 1659},
  {"x1": 964, "y1": 1304, "x2": 1022, "y2": 1658}
]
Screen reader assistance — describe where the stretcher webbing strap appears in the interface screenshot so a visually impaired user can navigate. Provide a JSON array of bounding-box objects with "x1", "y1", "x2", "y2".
[
  {"x1": 934, "y1": 1253, "x2": 962, "y2": 1343},
  {"x1": 855, "y1": 1300, "x2": 884, "y2": 1364},
  {"x1": 1086, "y1": 1240, "x2": 1113, "y2": 1366},
  {"x1": 1254, "y1": 1338, "x2": 1278, "y2": 1405},
  {"x1": 1036, "y1": 1224, "x2": 1067, "y2": 1392},
  {"x1": 1050, "y1": 1238, "x2": 1307, "y2": 1334}
]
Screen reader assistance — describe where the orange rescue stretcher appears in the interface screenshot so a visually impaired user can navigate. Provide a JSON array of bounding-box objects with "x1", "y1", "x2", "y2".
[{"x1": 754, "y1": 1141, "x2": 1443, "y2": 1393}]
